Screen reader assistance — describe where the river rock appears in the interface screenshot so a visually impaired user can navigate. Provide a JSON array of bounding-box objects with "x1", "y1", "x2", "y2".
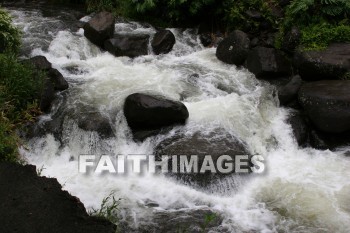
[
  {"x1": 104, "y1": 34, "x2": 149, "y2": 58},
  {"x1": 245, "y1": 46, "x2": 292, "y2": 79},
  {"x1": 124, "y1": 93, "x2": 189, "y2": 132},
  {"x1": 298, "y1": 80, "x2": 350, "y2": 133},
  {"x1": 287, "y1": 111, "x2": 309, "y2": 146},
  {"x1": 282, "y1": 27, "x2": 300, "y2": 53},
  {"x1": 26, "y1": 55, "x2": 52, "y2": 70},
  {"x1": 278, "y1": 75, "x2": 302, "y2": 105},
  {"x1": 293, "y1": 43, "x2": 350, "y2": 81},
  {"x1": 77, "y1": 111, "x2": 114, "y2": 138},
  {"x1": 84, "y1": 11, "x2": 115, "y2": 48},
  {"x1": 0, "y1": 162, "x2": 116, "y2": 233},
  {"x1": 155, "y1": 129, "x2": 250, "y2": 187},
  {"x1": 216, "y1": 30, "x2": 250, "y2": 66},
  {"x1": 151, "y1": 30, "x2": 176, "y2": 55},
  {"x1": 48, "y1": 68, "x2": 69, "y2": 91}
]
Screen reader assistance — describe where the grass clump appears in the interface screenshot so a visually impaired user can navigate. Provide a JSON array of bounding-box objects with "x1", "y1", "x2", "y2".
[
  {"x1": 89, "y1": 192, "x2": 121, "y2": 224},
  {"x1": 0, "y1": 8, "x2": 20, "y2": 54}
]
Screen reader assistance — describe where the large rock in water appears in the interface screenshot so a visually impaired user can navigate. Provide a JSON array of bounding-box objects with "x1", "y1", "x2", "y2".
[
  {"x1": 245, "y1": 46, "x2": 292, "y2": 79},
  {"x1": 216, "y1": 30, "x2": 250, "y2": 66},
  {"x1": 25, "y1": 56, "x2": 68, "y2": 112},
  {"x1": 298, "y1": 80, "x2": 350, "y2": 133},
  {"x1": 0, "y1": 162, "x2": 116, "y2": 233},
  {"x1": 104, "y1": 34, "x2": 149, "y2": 58},
  {"x1": 293, "y1": 43, "x2": 350, "y2": 81},
  {"x1": 155, "y1": 129, "x2": 250, "y2": 187},
  {"x1": 83, "y1": 11, "x2": 115, "y2": 48},
  {"x1": 278, "y1": 75, "x2": 302, "y2": 106},
  {"x1": 124, "y1": 93, "x2": 189, "y2": 131},
  {"x1": 151, "y1": 30, "x2": 176, "y2": 55}
]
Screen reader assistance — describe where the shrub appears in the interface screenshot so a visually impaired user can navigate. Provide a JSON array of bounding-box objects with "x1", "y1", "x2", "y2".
[
  {"x1": 0, "y1": 54, "x2": 44, "y2": 162},
  {"x1": 0, "y1": 8, "x2": 21, "y2": 54},
  {"x1": 300, "y1": 23, "x2": 350, "y2": 50}
]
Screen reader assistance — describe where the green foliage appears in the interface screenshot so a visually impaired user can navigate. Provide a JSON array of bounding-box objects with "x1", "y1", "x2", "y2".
[
  {"x1": 0, "y1": 118, "x2": 18, "y2": 162},
  {"x1": 224, "y1": 0, "x2": 279, "y2": 33},
  {"x1": 283, "y1": 0, "x2": 350, "y2": 31},
  {"x1": 89, "y1": 192, "x2": 121, "y2": 224},
  {"x1": 0, "y1": 8, "x2": 21, "y2": 54},
  {"x1": 300, "y1": 23, "x2": 350, "y2": 50},
  {"x1": 0, "y1": 54, "x2": 44, "y2": 162},
  {"x1": 277, "y1": 0, "x2": 350, "y2": 50}
]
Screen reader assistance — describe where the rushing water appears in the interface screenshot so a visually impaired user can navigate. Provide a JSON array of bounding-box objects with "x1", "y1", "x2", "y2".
[{"x1": 6, "y1": 5, "x2": 350, "y2": 233}]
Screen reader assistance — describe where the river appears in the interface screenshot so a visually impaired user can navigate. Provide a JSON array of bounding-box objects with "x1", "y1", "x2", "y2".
[{"x1": 6, "y1": 3, "x2": 350, "y2": 233}]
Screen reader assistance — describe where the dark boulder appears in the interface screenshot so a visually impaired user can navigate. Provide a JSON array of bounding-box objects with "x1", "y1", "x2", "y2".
[
  {"x1": 199, "y1": 33, "x2": 212, "y2": 47},
  {"x1": 48, "y1": 68, "x2": 69, "y2": 91},
  {"x1": 298, "y1": 80, "x2": 350, "y2": 133},
  {"x1": 155, "y1": 129, "x2": 250, "y2": 187},
  {"x1": 77, "y1": 111, "x2": 114, "y2": 138},
  {"x1": 216, "y1": 30, "x2": 250, "y2": 66},
  {"x1": 83, "y1": 11, "x2": 115, "y2": 48},
  {"x1": 245, "y1": 46, "x2": 292, "y2": 79},
  {"x1": 309, "y1": 129, "x2": 350, "y2": 150},
  {"x1": 104, "y1": 34, "x2": 149, "y2": 58},
  {"x1": 124, "y1": 93, "x2": 189, "y2": 132},
  {"x1": 287, "y1": 111, "x2": 309, "y2": 146},
  {"x1": 151, "y1": 30, "x2": 176, "y2": 55},
  {"x1": 278, "y1": 75, "x2": 302, "y2": 105},
  {"x1": 0, "y1": 162, "x2": 116, "y2": 233},
  {"x1": 24, "y1": 56, "x2": 68, "y2": 112},
  {"x1": 26, "y1": 55, "x2": 52, "y2": 70},
  {"x1": 293, "y1": 43, "x2": 350, "y2": 81},
  {"x1": 282, "y1": 27, "x2": 300, "y2": 53}
]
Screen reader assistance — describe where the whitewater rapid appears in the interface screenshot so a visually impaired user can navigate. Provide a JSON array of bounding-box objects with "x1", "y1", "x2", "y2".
[{"x1": 7, "y1": 6, "x2": 350, "y2": 233}]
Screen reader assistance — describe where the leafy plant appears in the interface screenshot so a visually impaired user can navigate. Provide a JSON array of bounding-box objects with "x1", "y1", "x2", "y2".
[
  {"x1": 300, "y1": 23, "x2": 350, "y2": 50},
  {"x1": 0, "y1": 8, "x2": 21, "y2": 54}
]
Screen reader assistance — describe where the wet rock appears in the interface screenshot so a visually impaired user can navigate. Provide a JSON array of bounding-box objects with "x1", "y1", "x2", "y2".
[
  {"x1": 124, "y1": 93, "x2": 189, "y2": 132},
  {"x1": 130, "y1": 208, "x2": 223, "y2": 233},
  {"x1": 309, "y1": 129, "x2": 350, "y2": 150},
  {"x1": 24, "y1": 56, "x2": 68, "y2": 112},
  {"x1": 278, "y1": 75, "x2": 302, "y2": 105},
  {"x1": 155, "y1": 129, "x2": 250, "y2": 187},
  {"x1": 77, "y1": 112, "x2": 114, "y2": 138},
  {"x1": 287, "y1": 111, "x2": 309, "y2": 147},
  {"x1": 151, "y1": 30, "x2": 176, "y2": 55},
  {"x1": 84, "y1": 11, "x2": 115, "y2": 48},
  {"x1": 48, "y1": 68, "x2": 69, "y2": 91},
  {"x1": 216, "y1": 30, "x2": 250, "y2": 66},
  {"x1": 104, "y1": 34, "x2": 149, "y2": 58},
  {"x1": 26, "y1": 55, "x2": 52, "y2": 70},
  {"x1": 245, "y1": 46, "x2": 292, "y2": 79},
  {"x1": 0, "y1": 162, "x2": 116, "y2": 233},
  {"x1": 199, "y1": 33, "x2": 212, "y2": 47},
  {"x1": 282, "y1": 27, "x2": 300, "y2": 53},
  {"x1": 298, "y1": 80, "x2": 350, "y2": 133},
  {"x1": 293, "y1": 43, "x2": 350, "y2": 81}
]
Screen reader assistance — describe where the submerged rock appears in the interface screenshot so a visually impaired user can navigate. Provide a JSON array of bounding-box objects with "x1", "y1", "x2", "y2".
[
  {"x1": 151, "y1": 30, "x2": 176, "y2": 55},
  {"x1": 104, "y1": 34, "x2": 149, "y2": 58},
  {"x1": 216, "y1": 30, "x2": 250, "y2": 66},
  {"x1": 245, "y1": 46, "x2": 292, "y2": 79},
  {"x1": 124, "y1": 93, "x2": 189, "y2": 132},
  {"x1": 77, "y1": 111, "x2": 114, "y2": 138},
  {"x1": 0, "y1": 162, "x2": 116, "y2": 233},
  {"x1": 155, "y1": 129, "x2": 250, "y2": 187},
  {"x1": 293, "y1": 43, "x2": 350, "y2": 81},
  {"x1": 298, "y1": 80, "x2": 350, "y2": 133},
  {"x1": 84, "y1": 11, "x2": 115, "y2": 48}
]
